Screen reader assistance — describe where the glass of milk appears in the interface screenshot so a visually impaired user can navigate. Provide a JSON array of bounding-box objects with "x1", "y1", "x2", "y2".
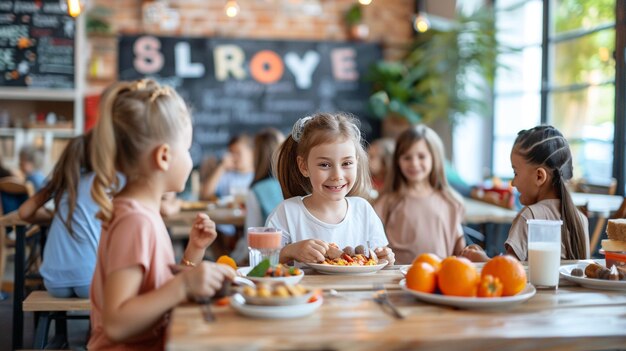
[{"x1": 527, "y1": 219, "x2": 562, "y2": 289}]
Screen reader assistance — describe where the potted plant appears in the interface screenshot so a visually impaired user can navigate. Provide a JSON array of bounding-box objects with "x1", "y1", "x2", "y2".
[
  {"x1": 368, "y1": 7, "x2": 502, "y2": 134},
  {"x1": 344, "y1": 4, "x2": 369, "y2": 41}
]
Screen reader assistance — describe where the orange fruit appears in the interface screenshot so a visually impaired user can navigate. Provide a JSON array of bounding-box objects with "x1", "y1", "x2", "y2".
[
  {"x1": 406, "y1": 262, "x2": 437, "y2": 293},
  {"x1": 481, "y1": 255, "x2": 526, "y2": 296},
  {"x1": 437, "y1": 256, "x2": 479, "y2": 297},
  {"x1": 216, "y1": 255, "x2": 237, "y2": 270},
  {"x1": 412, "y1": 253, "x2": 442, "y2": 272}
]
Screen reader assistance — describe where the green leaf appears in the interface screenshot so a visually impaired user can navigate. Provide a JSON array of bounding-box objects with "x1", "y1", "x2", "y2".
[{"x1": 247, "y1": 259, "x2": 271, "y2": 277}]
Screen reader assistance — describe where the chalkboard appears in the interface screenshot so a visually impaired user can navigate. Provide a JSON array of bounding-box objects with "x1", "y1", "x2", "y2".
[
  {"x1": 118, "y1": 35, "x2": 382, "y2": 166},
  {"x1": 0, "y1": 0, "x2": 75, "y2": 88}
]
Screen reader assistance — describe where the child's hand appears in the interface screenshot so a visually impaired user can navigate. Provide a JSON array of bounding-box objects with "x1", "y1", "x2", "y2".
[
  {"x1": 288, "y1": 239, "x2": 329, "y2": 263},
  {"x1": 374, "y1": 246, "x2": 395, "y2": 265},
  {"x1": 182, "y1": 261, "x2": 236, "y2": 300},
  {"x1": 461, "y1": 244, "x2": 490, "y2": 262},
  {"x1": 188, "y1": 213, "x2": 217, "y2": 249}
]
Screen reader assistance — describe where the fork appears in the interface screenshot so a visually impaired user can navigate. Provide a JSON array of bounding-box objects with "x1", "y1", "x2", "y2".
[{"x1": 373, "y1": 284, "x2": 404, "y2": 319}]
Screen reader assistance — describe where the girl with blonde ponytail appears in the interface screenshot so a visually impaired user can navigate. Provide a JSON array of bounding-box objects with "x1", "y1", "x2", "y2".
[{"x1": 88, "y1": 79, "x2": 235, "y2": 350}]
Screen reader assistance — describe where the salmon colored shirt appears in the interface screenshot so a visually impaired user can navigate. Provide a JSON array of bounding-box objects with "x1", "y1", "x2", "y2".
[
  {"x1": 89, "y1": 198, "x2": 175, "y2": 351},
  {"x1": 374, "y1": 191, "x2": 465, "y2": 264}
]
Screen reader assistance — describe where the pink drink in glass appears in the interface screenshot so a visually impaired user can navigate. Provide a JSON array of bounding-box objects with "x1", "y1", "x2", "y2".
[{"x1": 248, "y1": 227, "x2": 282, "y2": 267}]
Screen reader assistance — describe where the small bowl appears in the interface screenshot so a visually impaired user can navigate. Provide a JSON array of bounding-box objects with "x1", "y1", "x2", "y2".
[
  {"x1": 239, "y1": 289, "x2": 314, "y2": 306},
  {"x1": 237, "y1": 266, "x2": 304, "y2": 285},
  {"x1": 600, "y1": 249, "x2": 626, "y2": 269}
]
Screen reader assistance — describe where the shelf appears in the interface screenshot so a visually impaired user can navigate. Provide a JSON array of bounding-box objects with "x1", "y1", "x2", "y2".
[
  {"x1": 0, "y1": 128, "x2": 76, "y2": 137},
  {"x1": 0, "y1": 87, "x2": 80, "y2": 101}
]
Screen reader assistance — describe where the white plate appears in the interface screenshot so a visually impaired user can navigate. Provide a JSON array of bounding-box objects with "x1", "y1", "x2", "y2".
[
  {"x1": 237, "y1": 266, "x2": 304, "y2": 285},
  {"x1": 559, "y1": 263, "x2": 626, "y2": 291},
  {"x1": 230, "y1": 294, "x2": 323, "y2": 319},
  {"x1": 399, "y1": 266, "x2": 409, "y2": 276},
  {"x1": 306, "y1": 260, "x2": 388, "y2": 275},
  {"x1": 400, "y1": 279, "x2": 536, "y2": 309}
]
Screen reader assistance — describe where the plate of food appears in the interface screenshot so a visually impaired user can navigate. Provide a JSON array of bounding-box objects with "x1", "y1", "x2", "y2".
[
  {"x1": 231, "y1": 293, "x2": 323, "y2": 319},
  {"x1": 559, "y1": 262, "x2": 626, "y2": 291},
  {"x1": 305, "y1": 243, "x2": 388, "y2": 275},
  {"x1": 399, "y1": 279, "x2": 536, "y2": 309},
  {"x1": 237, "y1": 264, "x2": 304, "y2": 285},
  {"x1": 306, "y1": 260, "x2": 388, "y2": 275},
  {"x1": 238, "y1": 283, "x2": 313, "y2": 306}
]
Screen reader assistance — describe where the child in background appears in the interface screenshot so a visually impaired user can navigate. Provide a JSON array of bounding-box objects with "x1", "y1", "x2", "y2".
[
  {"x1": 18, "y1": 132, "x2": 103, "y2": 298},
  {"x1": 88, "y1": 79, "x2": 234, "y2": 350},
  {"x1": 246, "y1": 128, "x2": 285, "y2": 229},
  {"x1": 200, "y1": 134, "x2": 254, "y2": 200},
  {"x1": 267, "y1": 113, "x2": 394, "y2": 265},
  {"x1": 231, "y1": 128, "x2": 285, "y2": 263},
  {"x1": 374, "y1": 125, "x2": 465, "y2": 264},
  {"x1": 368, "y1": 137, "x2": 395, "y2": 198},
  {"x1": 201, "y1": 134, "x2": 254, "y2": 248},
  {"x1": 462, "y1": 125, "x2": 589, "y2": 262},
  {"x1": 19, "y1": 145, "x2": 46, "y2": 191}
]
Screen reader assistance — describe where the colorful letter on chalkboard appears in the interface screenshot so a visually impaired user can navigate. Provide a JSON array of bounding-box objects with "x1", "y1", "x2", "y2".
[
  {"x1": 249, "y1": 50, "x2": 283, "y2": 84},
  {"x1": 175, "y1": 41, "x2": 204, "y2": 78},
  {"x1": 331, "y1": 48, "x2": 358, "y2": 81},
  {"x1": 285, "y1": 51, "x2": 319, "y2": 89},
  {"x1": 214, "y1": 44, "x2": 246, "y2": 81},
  {"x1": 134, "y1": 36, "x2": 164, "y2": 74}
]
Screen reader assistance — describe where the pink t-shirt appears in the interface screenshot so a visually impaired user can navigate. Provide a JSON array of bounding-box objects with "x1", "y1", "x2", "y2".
[
  {"x1": 374, "y1": 191, "x2": 465, "y2": 264},
  {"x1": 89, "y1": 198, "x2": 175, "y2": 351}
]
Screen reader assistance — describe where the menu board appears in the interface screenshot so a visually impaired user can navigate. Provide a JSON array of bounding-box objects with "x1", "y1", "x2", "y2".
[
  {"x1": 0, "y1": 0, "x2": 74, "y2": 88},
  {"x1": 118, "y1": 35, "x2": 382, "y2": 166}
]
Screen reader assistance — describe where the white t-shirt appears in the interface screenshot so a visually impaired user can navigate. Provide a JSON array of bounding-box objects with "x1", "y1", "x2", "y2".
[{"x1": 266, "y1": 196, "x2": 389, "y2": 250}]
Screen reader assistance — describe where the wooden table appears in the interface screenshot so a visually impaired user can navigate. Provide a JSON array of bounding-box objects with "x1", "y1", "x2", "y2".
[{"x1": 167, "y1": 262, "x2": 626, "y2": 350}]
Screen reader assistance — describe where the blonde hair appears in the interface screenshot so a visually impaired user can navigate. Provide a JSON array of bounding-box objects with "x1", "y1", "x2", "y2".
[
  {"x1": 90, "y1": 79, "x2": 191, "y2": 222},
  {"x1": 274, "y1": 112, "x2": 370, "y2": 199},
  {"x1": 379, "y1": 124, "x2": 462, "y2": 224}
]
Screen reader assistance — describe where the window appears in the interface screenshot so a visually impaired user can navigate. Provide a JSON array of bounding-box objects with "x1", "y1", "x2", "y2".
[{"x1": 493, "y1": 0, "x2": 617, "y2": 184}]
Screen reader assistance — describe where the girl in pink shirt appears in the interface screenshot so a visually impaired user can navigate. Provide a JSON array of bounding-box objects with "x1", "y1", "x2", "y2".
[
  {"x1": 88, "y1": 79, "x2": 235, "y2": 350},
  {"x1": 374, "y1": 125, "x2": 465, "y2": 264}
]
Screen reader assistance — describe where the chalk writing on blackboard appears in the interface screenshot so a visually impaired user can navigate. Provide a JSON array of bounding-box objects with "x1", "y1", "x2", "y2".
[
  {"x1": 118, "y1": 35, "x2": 382, "y2": 166},
  {"x1": 0, "y1": 0, "x2": 74, "y2": 88}
]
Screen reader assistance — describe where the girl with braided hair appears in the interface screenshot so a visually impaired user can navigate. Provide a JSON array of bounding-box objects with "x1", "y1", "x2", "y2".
[{"x1": 463, "y1": 125, "x2": 589, "y2": 262}]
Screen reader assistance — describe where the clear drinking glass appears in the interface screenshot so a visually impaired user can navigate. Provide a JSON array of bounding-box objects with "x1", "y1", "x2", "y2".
[
  {"x1": 527, "y1": 219, "x2": 562, "y2": 289},
  {"x1": 247, "y1": 227, "x2": 282, "y2": 267}
]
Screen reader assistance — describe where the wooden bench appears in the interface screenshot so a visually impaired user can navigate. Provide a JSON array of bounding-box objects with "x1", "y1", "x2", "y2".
[{"x1": 23, "y1": 291, "x2": 91, "y2": 349}]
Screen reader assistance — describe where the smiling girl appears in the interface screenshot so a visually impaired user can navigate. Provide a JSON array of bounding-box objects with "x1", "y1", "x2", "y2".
[
  {"x1": 267, "y1": 113, "x2": 394, "y2": 265},
  {"x1": 374, "y1": 125, "x2": 465, "y2": 264}
]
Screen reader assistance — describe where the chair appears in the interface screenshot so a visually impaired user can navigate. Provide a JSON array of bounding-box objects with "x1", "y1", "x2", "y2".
[
  {"x1": 573, "y1": 177, "x2": 619, "y2": 254},
  {"x1": 0, "y1": 177, "x2": 34, "y2": 297}
]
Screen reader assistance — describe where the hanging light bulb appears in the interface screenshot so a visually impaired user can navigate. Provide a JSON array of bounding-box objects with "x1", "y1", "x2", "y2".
[
  {"x1": 413, "y1": 12, "x2": 430, "y2": 33},
  {"x1": 225, "y1": 0, "x2": 240, "y2": 18},
  {"x1": 67, "y1": 0, "x2": 81, "y2": 17},
  {"x1": 358, "y1": 0, "x2": 373, "y2": 5}
]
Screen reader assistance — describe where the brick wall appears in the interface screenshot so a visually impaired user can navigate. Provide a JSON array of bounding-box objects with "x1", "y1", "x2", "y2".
[{"x1": 91, "y1": 0, "x2": 414, "y2": 60}]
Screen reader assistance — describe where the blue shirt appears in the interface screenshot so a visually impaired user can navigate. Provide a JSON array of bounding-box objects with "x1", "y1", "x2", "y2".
[
  {"x1": 215, "y1": 171, "x2": 254, "y2": 198},
  {"x1": 26, "y1": 171, "x2": 47, "y2": 192},
  {"x1": 39, "y1": 173, "x2": 101, "y2": 288}
]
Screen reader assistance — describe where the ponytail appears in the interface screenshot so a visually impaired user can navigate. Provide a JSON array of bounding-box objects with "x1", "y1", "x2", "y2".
[
  {"x1": 274, "y1": 135, "x2": 311, "y2": 198},
  {"x1": 91, "y1": 83, "x2": 127, "y2": 222},
  {"x1": 554, "y1": 171, "x2": 588, "y2": 259}
]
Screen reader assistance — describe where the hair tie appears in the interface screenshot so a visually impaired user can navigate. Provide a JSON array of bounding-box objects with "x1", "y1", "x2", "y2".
[
  {"x1": 291, "y1": 116, "x2": 313, "y2": 142},
  {"x1": 129, "y1": 79, "x2": 148, "y2": 91},
  {"x1": 149, "y1": 87, "x2": 171, "y2": 102}
]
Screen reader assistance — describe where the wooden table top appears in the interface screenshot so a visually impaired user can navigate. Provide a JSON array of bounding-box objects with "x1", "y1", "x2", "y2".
[
  {"x1": 167, "y1": 261, "x2": 626, "y2": 351},
  {"x1": 463, "y1": 197, "x2": 518, "y2": 224},
  {"x1": 162, "y1": 207, "x2": 245, "y2": 228}
]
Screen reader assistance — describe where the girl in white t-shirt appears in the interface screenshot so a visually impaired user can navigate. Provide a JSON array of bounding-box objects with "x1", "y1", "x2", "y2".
[{"x1": 267, "y1": 113, "x2": 395, "y2": 265}]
